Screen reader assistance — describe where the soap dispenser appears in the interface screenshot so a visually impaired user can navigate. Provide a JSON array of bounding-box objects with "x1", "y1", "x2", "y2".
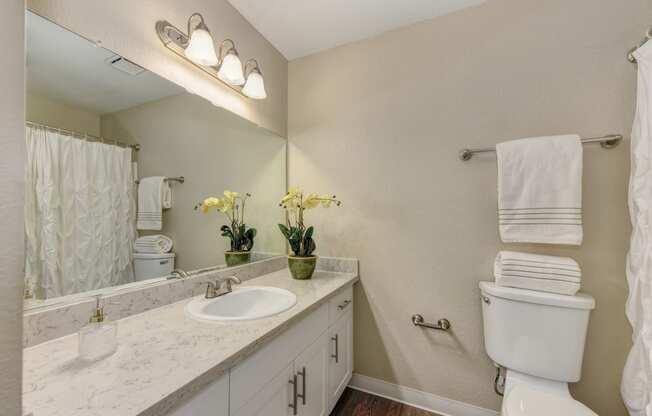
[{"x1": 78, "y1": 295, "x2": 118, "y2": 361}]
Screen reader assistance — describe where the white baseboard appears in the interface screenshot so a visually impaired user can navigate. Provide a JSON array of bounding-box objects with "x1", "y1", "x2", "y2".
[{"x1": 348, "y1": 373, "x2": 499, "y2": 416}]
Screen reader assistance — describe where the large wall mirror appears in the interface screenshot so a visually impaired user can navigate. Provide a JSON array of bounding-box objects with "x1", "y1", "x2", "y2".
[{"x1": 24, "y1": 11, "x2": 286, "y2": 309}]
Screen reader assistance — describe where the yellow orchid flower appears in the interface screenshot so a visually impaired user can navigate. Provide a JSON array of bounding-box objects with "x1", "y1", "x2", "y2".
[
  {"x1": 280, "y1": 187, "x2": 301, "y2": 208},
  {"x1": 201, "y1": 197, "x2": 223, "y2": 213},
  {"x1": 320, "y1": 194, "x2": 335, "y2": 207},
  {"x1": 302, "y1": 193, "x2": 321, "y2": 209},
  {"x1": 223, "y1": 190, "x2": 239, "y2": 204}
]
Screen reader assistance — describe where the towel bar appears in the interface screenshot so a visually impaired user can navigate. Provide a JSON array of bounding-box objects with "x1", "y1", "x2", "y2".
[
  {"x1": 135, "y1": 176, "x2": 185, "y2": 184},
  {"x1": 459, "y1": 134, "x2": 622, "y2": 161}
]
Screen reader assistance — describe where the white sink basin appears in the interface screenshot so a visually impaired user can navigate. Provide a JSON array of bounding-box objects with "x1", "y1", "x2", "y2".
[{"x1": 185, "y1": 286, "x2": 297, "y2": 322}]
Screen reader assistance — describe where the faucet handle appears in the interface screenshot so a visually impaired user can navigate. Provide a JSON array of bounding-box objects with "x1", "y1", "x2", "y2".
[{"x1": 203, "y1": 281, "x2": 218, "y2": 299}]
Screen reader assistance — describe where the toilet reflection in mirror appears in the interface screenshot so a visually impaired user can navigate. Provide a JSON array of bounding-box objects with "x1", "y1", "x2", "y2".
[{"x1": 23, "y1": 11, "x2": 286, "y2": 308}]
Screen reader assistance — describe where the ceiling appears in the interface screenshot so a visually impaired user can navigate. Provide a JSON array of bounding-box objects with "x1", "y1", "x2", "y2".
[
  {"x1": 26, "y1": 12, "x2": 183, "y2": 115},
  {"x1": 227, "y1": 0, "x2": 485, "y2": 60}
]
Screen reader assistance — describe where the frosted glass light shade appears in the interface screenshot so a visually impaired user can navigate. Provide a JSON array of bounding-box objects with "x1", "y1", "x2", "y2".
[
  {"x1": 218, "y1": 53, "x2": 245, "y2": 86},
  {"x1": 242, "y1": 71, "x2": 267, "y2": 99},
  {"x1": 184, "y1": 28, "x2": 218, "y2": 66}
]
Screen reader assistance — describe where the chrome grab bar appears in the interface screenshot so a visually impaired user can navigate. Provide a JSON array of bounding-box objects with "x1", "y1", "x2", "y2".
[{"x1": 411, "y1": 314, "x2": 451, "y2": 331}]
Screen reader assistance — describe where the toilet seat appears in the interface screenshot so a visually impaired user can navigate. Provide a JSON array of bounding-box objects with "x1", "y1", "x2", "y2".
[{"x1": 503, "y1": 384, "x2": 597, "y2": 416}]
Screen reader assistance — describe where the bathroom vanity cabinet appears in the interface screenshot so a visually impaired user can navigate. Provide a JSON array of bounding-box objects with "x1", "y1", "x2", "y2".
[{"x1": 168, "y1": 285, "x2": 354, "y2": 416}]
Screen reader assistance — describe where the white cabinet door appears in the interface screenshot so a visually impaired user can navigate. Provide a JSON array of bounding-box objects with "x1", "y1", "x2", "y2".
[
  {"x1": 294, "y1": 333, "x2": 329, "y2": 416},
  {"x1": 232, "y1": 364, "x2": 293, "y2": 416},
  {"x1": 166, "y1": 373, "x2": 229, "y2": 416},
  {"x1": 327, "y1": 308, "x2": 353, "y2": 412}
]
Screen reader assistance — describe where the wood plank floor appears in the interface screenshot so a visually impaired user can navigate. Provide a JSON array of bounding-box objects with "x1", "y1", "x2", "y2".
[{"x1": 330, "y1": 388, "x2": 441, "y2": 416}]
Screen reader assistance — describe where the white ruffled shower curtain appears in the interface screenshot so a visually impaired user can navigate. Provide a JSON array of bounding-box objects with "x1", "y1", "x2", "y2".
[
  {"x1": 24, "y1": 125, "x2": 136, "y2": 299},
  {"x1": 623, "y1": 41, "x2": 652, "y2": 416}
]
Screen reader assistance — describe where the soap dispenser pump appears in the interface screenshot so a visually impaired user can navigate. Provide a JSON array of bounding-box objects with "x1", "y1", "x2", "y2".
[{"x1": 78, "y1": 295, "x2": 118, "y2": 361}]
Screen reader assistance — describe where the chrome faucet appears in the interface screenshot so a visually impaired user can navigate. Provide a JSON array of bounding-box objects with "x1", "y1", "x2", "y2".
[
  {"x1": 167, "y1": 269, "x2": 189, "y2": 280},
  {"x1": 204, "y1": 275, "x2": 241, "y2": 299}
]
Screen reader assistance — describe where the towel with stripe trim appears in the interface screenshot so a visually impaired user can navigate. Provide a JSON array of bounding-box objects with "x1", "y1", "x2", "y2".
[
  {"x1": 496, "y1": 134, "x2": 583, "y2": 245},
  {"x1": 494, "y1": 251, "x2": 581, "y2": 295}
]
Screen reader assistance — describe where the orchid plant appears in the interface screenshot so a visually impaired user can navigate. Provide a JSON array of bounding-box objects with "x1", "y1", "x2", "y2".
[
  {"x1": 278, "y1": 188, "x2": 341, "y2": 257},
  {"x1": 197, "y1": 191, "x2": 257, "y2": 252}
]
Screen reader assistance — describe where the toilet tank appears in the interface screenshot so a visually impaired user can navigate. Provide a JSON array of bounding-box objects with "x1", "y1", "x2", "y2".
[
  {"x1": 479, "y1": 281, "x2": 595, "y2": 382},
  {"x1": 133, "y1": 252, "x2": 175, "y2": 281}
]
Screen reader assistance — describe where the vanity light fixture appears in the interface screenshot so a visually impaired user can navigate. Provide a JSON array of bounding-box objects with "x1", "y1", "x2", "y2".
[
  {"x1": 184, "y1": 13, "x2": 219, "y2": 66},
  {"x1": 242, "y1": 59, "x2": 267, "y2": 100},
  {"x1": 156, "y1": 14, "x2": 267, "y2": 99},
  {"x1": 217, "y1": 40, "x2": 245, "y2": 86}
]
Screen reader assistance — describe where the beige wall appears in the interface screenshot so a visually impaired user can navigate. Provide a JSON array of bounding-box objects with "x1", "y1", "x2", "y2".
[
  {"x1": 26, "y1": 93, "x2": 101, "y2": 136},
  {"x1": 0, "y1": 1, "x2": 24, "y2": 415},
  {"x1": 288, "y1": 0, "x2": 652, "y2": 413},
  {"x1": 102, "y1": 93, "x2": 286, "y2": 271},
  {"x1": 27, "y1": 0, "x2": 288, "y2": 137}
]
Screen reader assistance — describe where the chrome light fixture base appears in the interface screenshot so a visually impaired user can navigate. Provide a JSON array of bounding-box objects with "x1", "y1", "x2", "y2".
[{"x1": 156, "y1": 20, "x2": 259, "y2": 99}]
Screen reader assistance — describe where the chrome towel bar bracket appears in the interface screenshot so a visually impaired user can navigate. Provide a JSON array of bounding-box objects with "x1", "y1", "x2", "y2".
[{"x1": 412, "y1": 314, "x2": 451, "y2": 331}]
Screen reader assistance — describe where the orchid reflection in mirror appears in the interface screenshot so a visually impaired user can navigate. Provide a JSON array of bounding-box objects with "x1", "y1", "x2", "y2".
[
  {"x1": 278, "y1": 188, "x2": 341, "y2": 279},
  {"x1": 197, "y1": 191, "x2": 257, "y2": 267}
]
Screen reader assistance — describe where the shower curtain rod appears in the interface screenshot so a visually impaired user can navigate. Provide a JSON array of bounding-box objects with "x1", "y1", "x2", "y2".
[
  {"x1": 459, "y1": 134, "x2": 623, "y2": 161},
  {"x1": 26, "y1": 121, "x2": 141, "y2": 151}
]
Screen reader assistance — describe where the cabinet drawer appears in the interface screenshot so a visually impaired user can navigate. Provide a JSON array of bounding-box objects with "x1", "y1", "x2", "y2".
[
  {"x1": 230, "y1": 303, "x2": 328, "y2": 413},
  {"x1": 328, "y1": 286, "x2": 353, "y2": 325}
]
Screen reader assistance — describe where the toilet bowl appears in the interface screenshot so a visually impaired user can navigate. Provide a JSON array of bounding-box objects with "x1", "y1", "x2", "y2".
[
  {"x1": 133, "y1": 252, "x2": 175, "y2": 281},
  {"x1": 501, "y1": 370, "x2": 597, "y2": 416},
  {"x1": 479, "y1": 282, "x2": 597, "y2": 415}
]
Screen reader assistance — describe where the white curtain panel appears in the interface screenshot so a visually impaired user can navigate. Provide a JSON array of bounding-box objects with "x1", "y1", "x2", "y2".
[
  {"x1": 623, "y1": 41, "x2": 652, "y2": 416},
  {"x1": 24, "y1": 125, "x2": 136, "y2": 299}
]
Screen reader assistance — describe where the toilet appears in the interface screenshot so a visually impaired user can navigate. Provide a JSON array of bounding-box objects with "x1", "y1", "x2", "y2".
[
  {"x1": 133, "y1": 252, "x2": 175, "y2": 281},
  {"x1": 479, "y1": 281, "x2": 598, "y2": 416}
]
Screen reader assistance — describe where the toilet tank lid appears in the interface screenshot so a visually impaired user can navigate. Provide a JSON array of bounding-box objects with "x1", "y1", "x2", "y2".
[
  {"x1": 479, "y1": 282, "x2": 595, "y2": 310},
  {"x1": 133, "y1": 252, "x2": 175, "y2": 259}
]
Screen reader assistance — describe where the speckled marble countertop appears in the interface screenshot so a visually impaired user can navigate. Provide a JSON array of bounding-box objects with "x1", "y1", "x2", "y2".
[{"x1": 23, "y1": 269, "x2": 358, "y2": 416}]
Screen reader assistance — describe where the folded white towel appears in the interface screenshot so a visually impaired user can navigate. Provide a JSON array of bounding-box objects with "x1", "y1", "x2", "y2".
[
  {"x1": 496, "y1": 134, "x2": 583, "y2": 245},
  {"x1": 494, "y1": 251, "x2": 581, "y2": 295},
  {"x1": 134, "y1": 235, "x2": 173, "y2": 254},
  {"x1": 137, "y1": 177, "x2": 171, "y2": 230}
]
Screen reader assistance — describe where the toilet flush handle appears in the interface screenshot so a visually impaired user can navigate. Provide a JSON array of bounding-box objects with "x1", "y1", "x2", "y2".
[{"x1": 481, "y1": 295, "x2": 491, "y2": 304}]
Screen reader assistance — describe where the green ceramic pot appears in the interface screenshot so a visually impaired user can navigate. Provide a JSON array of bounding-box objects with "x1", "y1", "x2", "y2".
[
  {"x1": 288, "y1": 255, "x2": 317, "y2": 280},
  {"x1": 225, "y1": 251, "x2": 251, "y2": 267}
]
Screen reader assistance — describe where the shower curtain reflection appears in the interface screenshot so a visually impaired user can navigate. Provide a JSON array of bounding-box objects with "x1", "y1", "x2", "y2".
[{"x1": 24, "y1": 124, "x2": 136, "y2": 299}]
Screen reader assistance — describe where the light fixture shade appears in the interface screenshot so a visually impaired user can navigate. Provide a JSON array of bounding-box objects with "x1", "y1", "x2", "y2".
[
  {"x1": 218, "y1": 52, "x2": 245, "y2": 86},
  {"x1": 184, "y1": 28, "x2": 218, "y2": 66},
  {"x1": 242, "y1": 71, "x2": 267, "y2": 99}
]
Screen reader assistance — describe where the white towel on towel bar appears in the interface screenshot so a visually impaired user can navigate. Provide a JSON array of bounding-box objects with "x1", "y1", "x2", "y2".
[
  {"x1": 494, "y1": 251, "x2": 581, "y2": 295},
  {"x1": 134, "y1": 235, "x2": 173, "y2": 253},
  {"x1": 137, "y1": 176, "x2": 171, "y2": 230},
  {"x1": 496, "y1": 134, "x2": 583, "y2": 245}
]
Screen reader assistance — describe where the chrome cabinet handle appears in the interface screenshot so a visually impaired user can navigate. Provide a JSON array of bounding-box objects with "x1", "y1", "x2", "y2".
[
  {"x1": 337, "y1": 300, "x2": 351, "y2": 310},
  {"x1": 297, "y1": 367, "x2": 306, "y2": 405},
  {"x1": 331, "y1": 334, "x2": 339, "y2": 363},
  {"x1": 289, "y1": 374, "x2": 298, "y2": 415}
]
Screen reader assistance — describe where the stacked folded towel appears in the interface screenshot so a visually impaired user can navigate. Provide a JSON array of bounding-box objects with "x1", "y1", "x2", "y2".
[
  {"x1": 494, "y1": 251, "x2": 581, "y2": 295},
  {"x1": 134, "y1": 235, "x2": 173, "y2": 254}
]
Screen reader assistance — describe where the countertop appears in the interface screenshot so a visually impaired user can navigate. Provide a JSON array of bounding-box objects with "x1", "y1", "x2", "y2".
[{"x1": 23, "y1": 269, "x2": 358, "y2": 416}]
